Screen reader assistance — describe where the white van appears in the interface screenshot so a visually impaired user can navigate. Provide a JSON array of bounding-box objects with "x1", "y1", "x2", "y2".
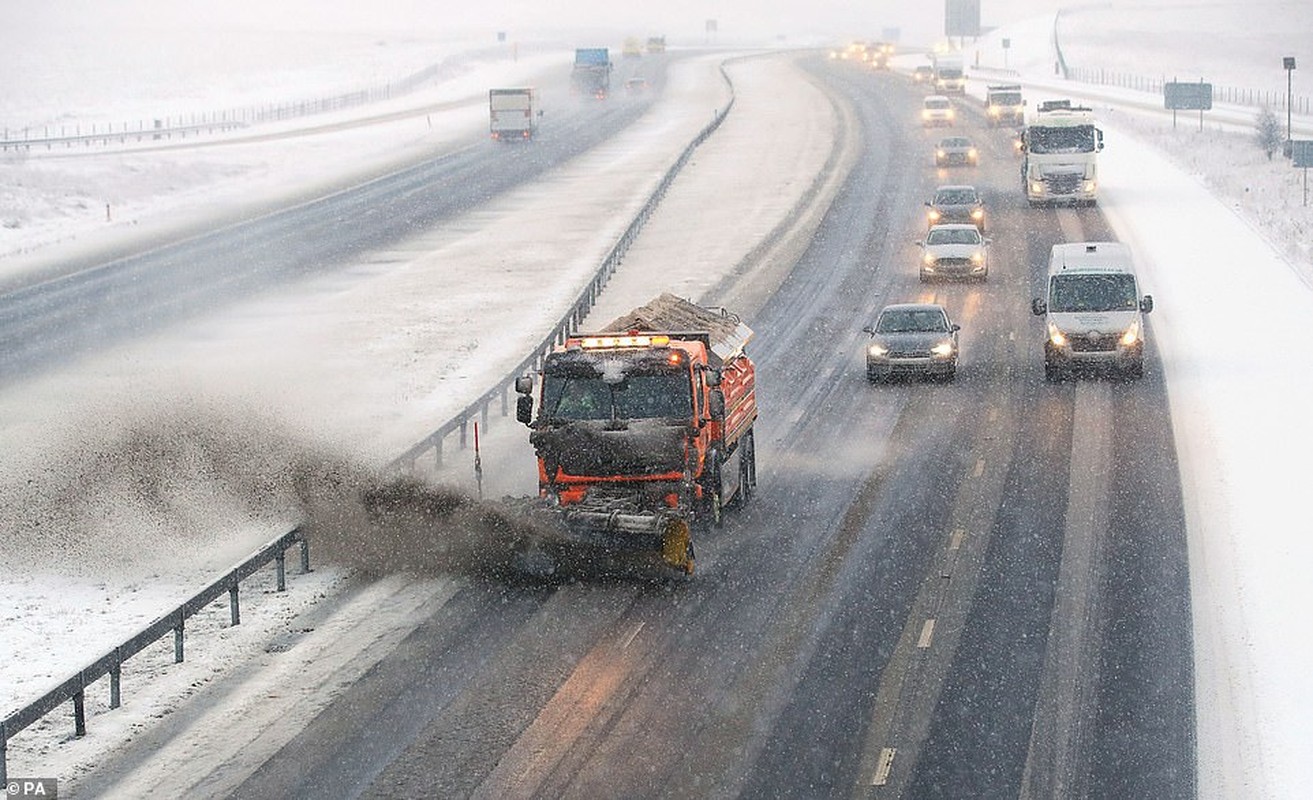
[{"x1": 1030, "y1": 242, "x2": 1153, "y2": 380}]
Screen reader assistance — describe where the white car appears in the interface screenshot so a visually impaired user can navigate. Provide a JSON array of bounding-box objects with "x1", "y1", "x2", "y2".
[
  {"x1": 921, "y1": 95, "x2": 955, "y2": 127},
  {"x1": 917, "y1": 223, "x2": 990, "y2": 282}
]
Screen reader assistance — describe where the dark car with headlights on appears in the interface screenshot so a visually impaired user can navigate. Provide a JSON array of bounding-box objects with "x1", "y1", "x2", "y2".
[
  {"x1": 925, "y1": 184, "x2": 986, "y2": 232},
  {"x1": 862, "y1": 303, "x2": 960, "y2": 382},
  {"x1": 917, "y1": 223, "x2": 990, "y2": 282},
  {"x1": 935, "y1": 136, "x2": 978, "y2": 167}
]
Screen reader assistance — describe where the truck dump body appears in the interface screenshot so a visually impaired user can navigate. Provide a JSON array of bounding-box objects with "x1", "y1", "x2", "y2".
[{"x1": 517, "y1": 294, "x2": 758, "y2": 574}]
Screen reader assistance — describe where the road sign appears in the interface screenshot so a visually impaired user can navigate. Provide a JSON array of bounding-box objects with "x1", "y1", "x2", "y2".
[
  {"x1": 1292, "y1": 140, "x2": 1313, "y2": 168},
  {"x1": 1164, "y1": 82, "x2": 1213, "y2": 110}
]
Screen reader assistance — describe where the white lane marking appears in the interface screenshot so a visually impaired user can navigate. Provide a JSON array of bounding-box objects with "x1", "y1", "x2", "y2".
[
  {"x1": 972, "y1": 458, "x2": 986, "y2": 477},
  {"x1": 621, "y1": 621, "x2": 645, "y2": 650},
  {"x1": 950, "y1": 528, "x2": 966, "y2": 551},
  {"x1": 917, "y1": 618, "x2": 937, "y2": 649},
  {"x1": 872, "y1": 747, "x2": 897, "y2": 785}
]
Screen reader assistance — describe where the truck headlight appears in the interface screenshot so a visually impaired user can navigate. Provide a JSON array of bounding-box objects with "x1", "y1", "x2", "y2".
[
  {"x1": 1083, "y1": 180, "x2": 1097, "y2": 192},
  {"x1": 971, "y1": 208, "x2": 984, "y2": 221},
  {"x1": 1120, "y1": 320, "x2": 1141, "y2": 346},
  {"x1": 927, "y1": 209, "x2": 941, "y2": 223},
  {"x1": 932, "y1": 341, "x2": 955, "y2": 357},
  {"x1": 1030, "y1": 181, "x2": 1044, "y2": 194},
  {"x1": 1048, "y1": 323, "x2": 1068, "y2": 348}
]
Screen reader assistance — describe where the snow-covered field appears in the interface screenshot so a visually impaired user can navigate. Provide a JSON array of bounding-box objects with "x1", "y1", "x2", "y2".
[{"x1": 3, "y1": 1, "x2": 1313, "y2": 797}]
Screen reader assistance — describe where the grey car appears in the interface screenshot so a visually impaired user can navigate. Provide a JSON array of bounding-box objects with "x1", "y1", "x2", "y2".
[
  {"x1": 917, "y1": 223, "x2": 990, "y2": 282},
  {"x1": 862, "y1": 303, "x2": 960, "y2": 382},
  {"x1": 935, "y1": 136, "x2": 979, "y2": 167},
  {"x1": 925, "y1": 184, "x2": 986, "y2": 232}
]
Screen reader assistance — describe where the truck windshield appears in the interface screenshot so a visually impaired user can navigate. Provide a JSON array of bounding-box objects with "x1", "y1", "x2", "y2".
[
  {"x1": 1028, "y1": 124, "x2": 1097, "y2": 154},
  {"x1": 990, "y1": 92, "x2": 1022, "y2": 105},
  {"x1": 542, "y1": 372, "x2": 692, "y2": 421},
  {"x1": 1049, "y1": 273, "x2": 1138, "y2": 312}
]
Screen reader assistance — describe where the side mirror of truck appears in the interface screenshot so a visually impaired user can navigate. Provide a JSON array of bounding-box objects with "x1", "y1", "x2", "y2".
[
  {"x1": 1141, "y1": 295, "x2": 1154, "y2": 313},
  {"x1": 516, "y1": 395, "x2": 534, "y2": 426},
  {"x1": 1031, "y1": 297, "x2": 1047, "y2": 316},
  {"x1": 514, "y1": 375, "x2": 533, "y2": 395},
  {"x1": 704, "y1": 368, "x2": 722, "y2": 388},
  {"x1": 708, "y1": 389, "x2": 725, "y2": 421}
]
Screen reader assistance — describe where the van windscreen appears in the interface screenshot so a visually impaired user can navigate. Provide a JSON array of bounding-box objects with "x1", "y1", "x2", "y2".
[{"x1": 1049, "y1": 273, "x2": 1137, "y2": 312}]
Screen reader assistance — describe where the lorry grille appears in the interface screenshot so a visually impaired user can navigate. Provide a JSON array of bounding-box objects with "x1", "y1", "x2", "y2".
[{"x1": 1044, "y1": 174, "x2": 1082, "y2": 195}]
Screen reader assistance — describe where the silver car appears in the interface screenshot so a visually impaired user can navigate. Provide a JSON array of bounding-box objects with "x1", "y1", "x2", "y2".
[
  {"x1": 917, "y1": 223, "x2": 990, "y2": 282},
  {"x1": 862, "y1": 303, "x2": 960, "y2": 382},
  {"x1": 934, "y1": 136, "x2": 979, "y2": 167}
]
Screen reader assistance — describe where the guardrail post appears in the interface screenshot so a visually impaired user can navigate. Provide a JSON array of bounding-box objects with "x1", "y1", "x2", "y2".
[
  {"x1": 275, "y1": 549, "x2": 287, "y2": 592},
  {"x1": 501, "y1": 386, "x2": 509, "y2": 417},
  {"x1": 174, "y1": 613, "x2": 185, "y2": 663},
  {"x1": 481, "y1": 402, "x2": 489, "y2": 432},
  {"x1": 299, "y1": 537, "x2": 311, "y2": 573},
  {"x1": 435, "y1": 437, "x2": 444, "y2": 468},
  {"x1": 459, "y1": 418, "x2": 468, "y2": 450},
  {"x1": 110, "y1": 656, "x2": 121, "y2": 709},
  {"x1": 2, "y1": 721, "x2": 9, "y2": 784},
  {"x1": 229, "y1": 584, "x2": 241, "y2": 626},
  {"x1": 73, "y1": 690, "x2": 86, "y2": 737}
]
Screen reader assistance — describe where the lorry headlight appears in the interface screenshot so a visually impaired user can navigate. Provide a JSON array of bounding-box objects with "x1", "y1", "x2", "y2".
[
  {"x1": 971, "y1": 208, "x2": 984, "y2": 220},
  {"x1": 1048, "y1": 323, "x2": 1068, "y2": 348},
  {"x1": 1030, "y1": 181, "x2": 1044, "y2": 194},
  {"x1": 1120, "y1": 320, "x2": 1141, "y2": 346},
  {"x1": 932, "y1": 341, "x2": 955, "y2": 357},
  {"x1": 927, "y1": 210, "x2": 941, "y2": 223},
  {"x1": 1083, "y1": 180, "x2": 1097, "y2": 192}
]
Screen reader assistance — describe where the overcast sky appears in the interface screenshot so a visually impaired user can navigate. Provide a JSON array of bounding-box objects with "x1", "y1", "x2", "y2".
[{"x1": 5, "y1": 0, "x2": 1077, "y2": 47}]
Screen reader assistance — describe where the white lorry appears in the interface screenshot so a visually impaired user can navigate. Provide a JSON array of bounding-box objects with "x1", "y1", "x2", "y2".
[
  {"x1": 489, "y1": 88, "x2": 539, "y2": 142},
  {"x1": 932, "y1": 53, "x2": 966, "y2": 94},
  {"x1": 1030, "y1": 242, "x2": 1154, "y2": 380},
  {"x1": 1020, "y1": 100, "x2": 1103, "y2": 205},
  {"x1": 985, "y1": 84, "x2": 1026, "y2": 127}
]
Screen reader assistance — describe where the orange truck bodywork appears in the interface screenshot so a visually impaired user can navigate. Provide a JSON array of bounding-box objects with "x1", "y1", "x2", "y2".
[{"x1": 516, "y1": 294, "x2": 758, "y2": 573}]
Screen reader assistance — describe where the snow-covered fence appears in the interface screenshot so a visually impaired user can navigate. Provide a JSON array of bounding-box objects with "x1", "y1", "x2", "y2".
[
  {"x1": 0, "y1": 527, "x2": 310, "y2": 784},
  {"x1": 389, "y1": 62, "x2": 739, "y2": 474},
  {"x1": 1063, "y1": 66, "x2": 1311, "y2": 115}
]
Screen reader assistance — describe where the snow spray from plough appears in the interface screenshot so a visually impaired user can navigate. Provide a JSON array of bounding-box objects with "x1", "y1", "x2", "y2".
[{"x1": 505, "y1": 294, "x2": 759, "y2": 576}]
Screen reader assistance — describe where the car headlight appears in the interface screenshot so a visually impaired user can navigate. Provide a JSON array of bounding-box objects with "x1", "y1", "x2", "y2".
[
  {"x1": 932, "y1": 341, "x2": 955, "y2": 357},
  {"x1": 936, "y1": 150, "x2": 946, "y2": 158},
  {"x1": 1120, "y1": 320, "x2": 1141, "y2": 346},
  {"x1": 923, "y1": 252, "x2": 937, "y2": 266},
  {"x1": 967, "y1": 148, "x2": 978, "y2": 159},
  {"x1": 946, "y1": 109, "x2": 956, "y2": 119},
  {"x1": 922, "y1": 110, "x2": 932, "y2": 119},
  {"x1": 989, "y1": 107, "x2": 1000, "y2": 116},
  {"x1": 868, "y1": 343, "x2": 888, "y2": 357},
  {"x1": 1047, "y1": 323, "x2": 1068, "y2": 348}
]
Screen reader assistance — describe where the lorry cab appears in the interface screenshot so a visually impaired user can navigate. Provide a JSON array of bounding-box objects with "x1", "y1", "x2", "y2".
[{"x1": 1031, "y1": 242, "x2": 1153, "y2": 380}]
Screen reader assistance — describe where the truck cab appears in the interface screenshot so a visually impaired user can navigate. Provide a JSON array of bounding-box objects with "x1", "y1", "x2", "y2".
[
  {"x1": 985, "y1": 84, "x2": 1026, "y2": 127},
  {"x1": 1021, "y1": 100, "x2": 1104, "y2": 205}
]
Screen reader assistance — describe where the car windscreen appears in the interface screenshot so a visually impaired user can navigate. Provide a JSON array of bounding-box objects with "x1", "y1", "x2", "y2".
[
  {"x1": 1049, "y1": 273, "x2": 1138, "y2": 312},
  {"x1": 876, "y1": 309, "x2": 949, "y2": 333},
  {"x1": 927, "y1": 228, "x2": 980, "y2": 245},
  {"x1": 934, "y1": 189, "x2": 978, "y2": 205}
]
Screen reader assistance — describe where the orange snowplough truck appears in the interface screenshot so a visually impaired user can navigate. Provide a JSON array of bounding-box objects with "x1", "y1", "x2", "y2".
[{"x1": 514, "y1": 294, "x2": 758, "y2": 574}]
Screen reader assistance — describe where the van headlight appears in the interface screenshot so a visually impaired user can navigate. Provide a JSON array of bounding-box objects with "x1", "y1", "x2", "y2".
[
  {"x1": 923, "y1": 252, "x2": 937, "y2": 266},
  {"x1": 1120, "y1": 320, "x2": 1141, "y2": 346},
  {"x1": 970, "y1": 252, "x2": 984, "y2": 264},
  {"x1": 1047, "y1": 323, "x2": 1068, "y2": 348}
]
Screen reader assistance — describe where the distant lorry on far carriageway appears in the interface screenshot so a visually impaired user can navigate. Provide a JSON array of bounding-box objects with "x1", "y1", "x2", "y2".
[
  {"x1": 1020, "y1": 100, "x2": 1104, "y2": 206},
  {"x1": 488, "y1": 88, "x2": 539, "y2": 141},
  {"x1": 571, "y1": 47, "x2": 613, "y2": 99},
  {"x1": 932, "y1": 52, "x2": 965, "y2": 94},
  {"x1": 514, "y1": 294, "x2": 759, "y2": 576}
]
